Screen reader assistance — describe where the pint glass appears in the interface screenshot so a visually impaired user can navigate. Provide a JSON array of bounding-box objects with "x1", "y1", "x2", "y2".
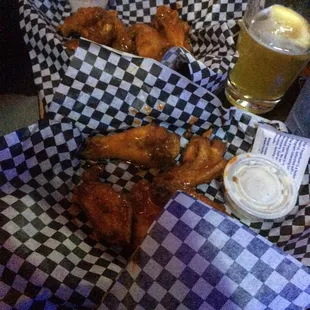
[{"x1": 225, "y1": 0, "x2": 310, "y2": 114}]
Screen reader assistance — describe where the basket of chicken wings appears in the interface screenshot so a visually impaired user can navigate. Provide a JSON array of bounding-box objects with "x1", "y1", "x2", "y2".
[{"x1": 1, "y1": 0, "x2": 307, "y2": 309}]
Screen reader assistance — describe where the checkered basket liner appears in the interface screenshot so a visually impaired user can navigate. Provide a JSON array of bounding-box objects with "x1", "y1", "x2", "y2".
[
  {"x1": 0, "y1": 120, "x2": 130, "y2": 309},
  {"x1": 2, "y1": 0, "x2": 308, "y2": 308},
  {"x1": 100, "y1": 192, "x2": 310, "y2": 310},
  {"x1": 46, "y1": 39, "x2": 310, "y2": 268},
  {"x1": 0, "y1": 101, "x2": 310, "y2": 309},
  {"x1": 19, "y1": 0, "x2": 246, "y2": 107}
]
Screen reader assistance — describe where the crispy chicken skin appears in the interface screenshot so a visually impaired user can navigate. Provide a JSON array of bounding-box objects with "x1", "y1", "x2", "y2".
[
  {"x1": 81, "y1": 123, "x2": 181, "y2": 169},
  {"x1": 80, "y1": 19, "x2": 116, "y2": 46},
  {"x1": 129, "y1": 24, "x2": 170, "y2": 61},
  {"x1": 64, "y1": 38, "x2": 80, "y2": 51},
  {"x1": 110, "y1": 13, "x2": 135, "y2": 53},
  {"x1": 72, "y1": 181, "x2": 132, "y2": 245},
  {"x1": 152, "y1": 5, "x2": 191, "y2": 51},
  {"x1": 81, "y1": 164, "x2": 104, "y2": 183}
]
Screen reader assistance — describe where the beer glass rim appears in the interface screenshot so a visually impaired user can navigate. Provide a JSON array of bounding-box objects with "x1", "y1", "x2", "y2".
[
  {"x1": 242, "y1": 1, "x2": 310, "y2": 56},
  {"x1": 244, "y1": 0, "x2": 310, "y2": 23}
]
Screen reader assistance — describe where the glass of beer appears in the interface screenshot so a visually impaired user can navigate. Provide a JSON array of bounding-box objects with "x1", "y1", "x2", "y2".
[{"x1": 225, "y1": 0, "x2": 310, "y2": 114}]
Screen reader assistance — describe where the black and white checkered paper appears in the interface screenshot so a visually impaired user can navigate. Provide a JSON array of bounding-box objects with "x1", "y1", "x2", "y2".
[
  {"x1": 19, "y1": 0, "x2": 71, "y2": 106},
  {"x1": 100, "y1": 192, "x2": 310, "y2": 310},
  {"x1": 4, "y1": 0, "x2": 309, "y2": 308},
  {"x1": 19, "y1": 0, "x2": 245, "y2": 108},
  {"x1": 47, "y1": 39, "x2": 310, "y2": 268},
  {"x1": 0, "y1": 120, "x2": 128, "y2": 309},
  {"x1": 0, "y1": 36, "x2": 309, "y2": 309}
]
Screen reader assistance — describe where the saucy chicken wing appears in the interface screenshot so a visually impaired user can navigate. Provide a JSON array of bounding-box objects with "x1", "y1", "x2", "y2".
[
  {"x1": 111, "y1": 13, "x2": 135, "y2": 53},
  {"x1": 58, "y1": 9, "x2": 135, "y2": 52},
  {"x1": 57, "y1": 7, "x2": 106, "y2": 37},
  {"x1": 129, "y1": 179, "x2": 163, "y2": 251},
  {"x1": 82, "y1": 123, "x2": 180, "y2": 168},
  {"x1": 151, "y1": 131, "x2": 227, "y2": 207},
  {"x1": 58, "y1": 6, "x2": 191, "y2": 60},
  {"x1": 72, "y1": 181, "x2": 132, "y2": 245},
  {"x1": 64, "y1": 38, "x2": 80, "y2": 51},
  {"x1": 72, "y1": 128, "x2": 227, "y2": 250},
  {"x1": 129, "y1": 24, "x2": 170, "y2": 61},
  {"x1": 152, "y1": 5, "x2": 191, "y2": 51}
]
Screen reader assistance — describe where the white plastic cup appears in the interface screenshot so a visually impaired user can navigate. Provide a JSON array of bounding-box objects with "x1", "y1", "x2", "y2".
[{"x1": 224, "y1": 153, "x2": 298, "y2": 221}]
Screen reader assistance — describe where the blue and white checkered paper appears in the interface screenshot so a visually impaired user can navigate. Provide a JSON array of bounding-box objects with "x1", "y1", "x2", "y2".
[
  {"x1": 46, "y1": 38, "x2": 310, "y2": 267},
  {"x1": 101, "y1": 192, "x2": 310, "y2": 310},
  {"x1": 1, "y1": 120, "x2": 310, "y2": 309}
]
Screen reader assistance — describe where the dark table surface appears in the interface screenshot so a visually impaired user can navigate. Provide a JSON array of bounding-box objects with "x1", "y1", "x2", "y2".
[
  {"x1": 0, "y1": 0, "x2": 36, "y2": 95},
  {"x1": 216, "y1": 78, "x2": 301, "y2": 122}
]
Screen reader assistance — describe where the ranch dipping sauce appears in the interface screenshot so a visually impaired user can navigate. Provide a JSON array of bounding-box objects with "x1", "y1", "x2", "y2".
[{"x1": 224, "y1": 153, "x2": 298, "y2": 221}]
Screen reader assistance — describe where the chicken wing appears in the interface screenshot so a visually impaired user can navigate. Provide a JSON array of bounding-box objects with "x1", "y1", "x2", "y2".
[
  {"x1": 151, "y1": 131, "x2": 227, "y2": 206},
  {"x1": 129, "y1": 179, "x2": 163, "y2": 251},
  {"x1": 129, "y1": 24, "x2": 170, "y2": 61},
  {"x1": 111, "y1": 14, "x2": 135, "y2": 53},
  {"x1": 72, "y1": 129, "x2": 227, "y2": 251},
  {"x1": 58, "y1": 9, "x2": 134, "y2": 52},
  {"x1": 152, "y1": 5, "x2": 191, "y2": 51},
  {"x1": 64, "y1": 38, "x2": 80, "y2": 51},
  {"x1": 128, "y1": 178, "x2": 226, "y2": 251},
  {"x1": 57, "y1": 7, "x2": 106, "y2": 37},
  {"x1": 72, "y1": 181, "x2": 132, "y2": 245},
  {"x1": 127, "y1": 132, "x2": 227, "y2": 249},
  {"x1": 80, "y1": 18, "x2": 116, "y2": 46},
  {"x1": 82, "y1": 123, "x2": 181, "y2": 168},
  {"x1": 58, "y1": 6, "x2": 191, "y2": 60}
]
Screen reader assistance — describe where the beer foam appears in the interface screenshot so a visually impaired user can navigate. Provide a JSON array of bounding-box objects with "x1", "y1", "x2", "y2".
[{"x1": 249, "y1": 5, "x2": 310, "y2": 55}]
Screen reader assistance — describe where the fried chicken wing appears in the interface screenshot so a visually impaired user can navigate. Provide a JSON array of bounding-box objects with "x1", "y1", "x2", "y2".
[
  {"x1": 80, "y1": 18, "x2": 116, "y2": 46},
  {"x1": 125, "y1": 131, "x2": 227, "y2": 250},
  {"x1": 58, "y1": 6, "x2": 191, "y2": 60},
  {"x1": 82, "y1": 123, "x2": 180, "y2": 168},
  {"x1": 81, "y1": 164, "x2": 104, "y2": 183},
  {"x1": 72, "y1": 181, "x2": 132, "y2": 245},
  {"x1": 59, "y1": 9, "x2": 135, "y2": 52},
  {"x1": 111, "y1": 14, "x2": 135, "y2": 53},
  {"x1": 152, "y1": 131, "x2": 227, "y2": 206},
  {"x1": 72, "y1": 129, "x2": 227, "y2": 251},
  {"x1": 64, "y1": 38, "x2": 80, "y2": 51},
  {"x1": 152, "y1": 5, "x2": 191, "y2": 51},
  {"x1": 129, "y1": 24, "x2": 170, "y2": 61},
  {"x1": 57, "y1": 7, "x2": 106, "y2": 37},
  {"x1": 129, "y1": 180, "x2": 163, "y2": 251}
]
